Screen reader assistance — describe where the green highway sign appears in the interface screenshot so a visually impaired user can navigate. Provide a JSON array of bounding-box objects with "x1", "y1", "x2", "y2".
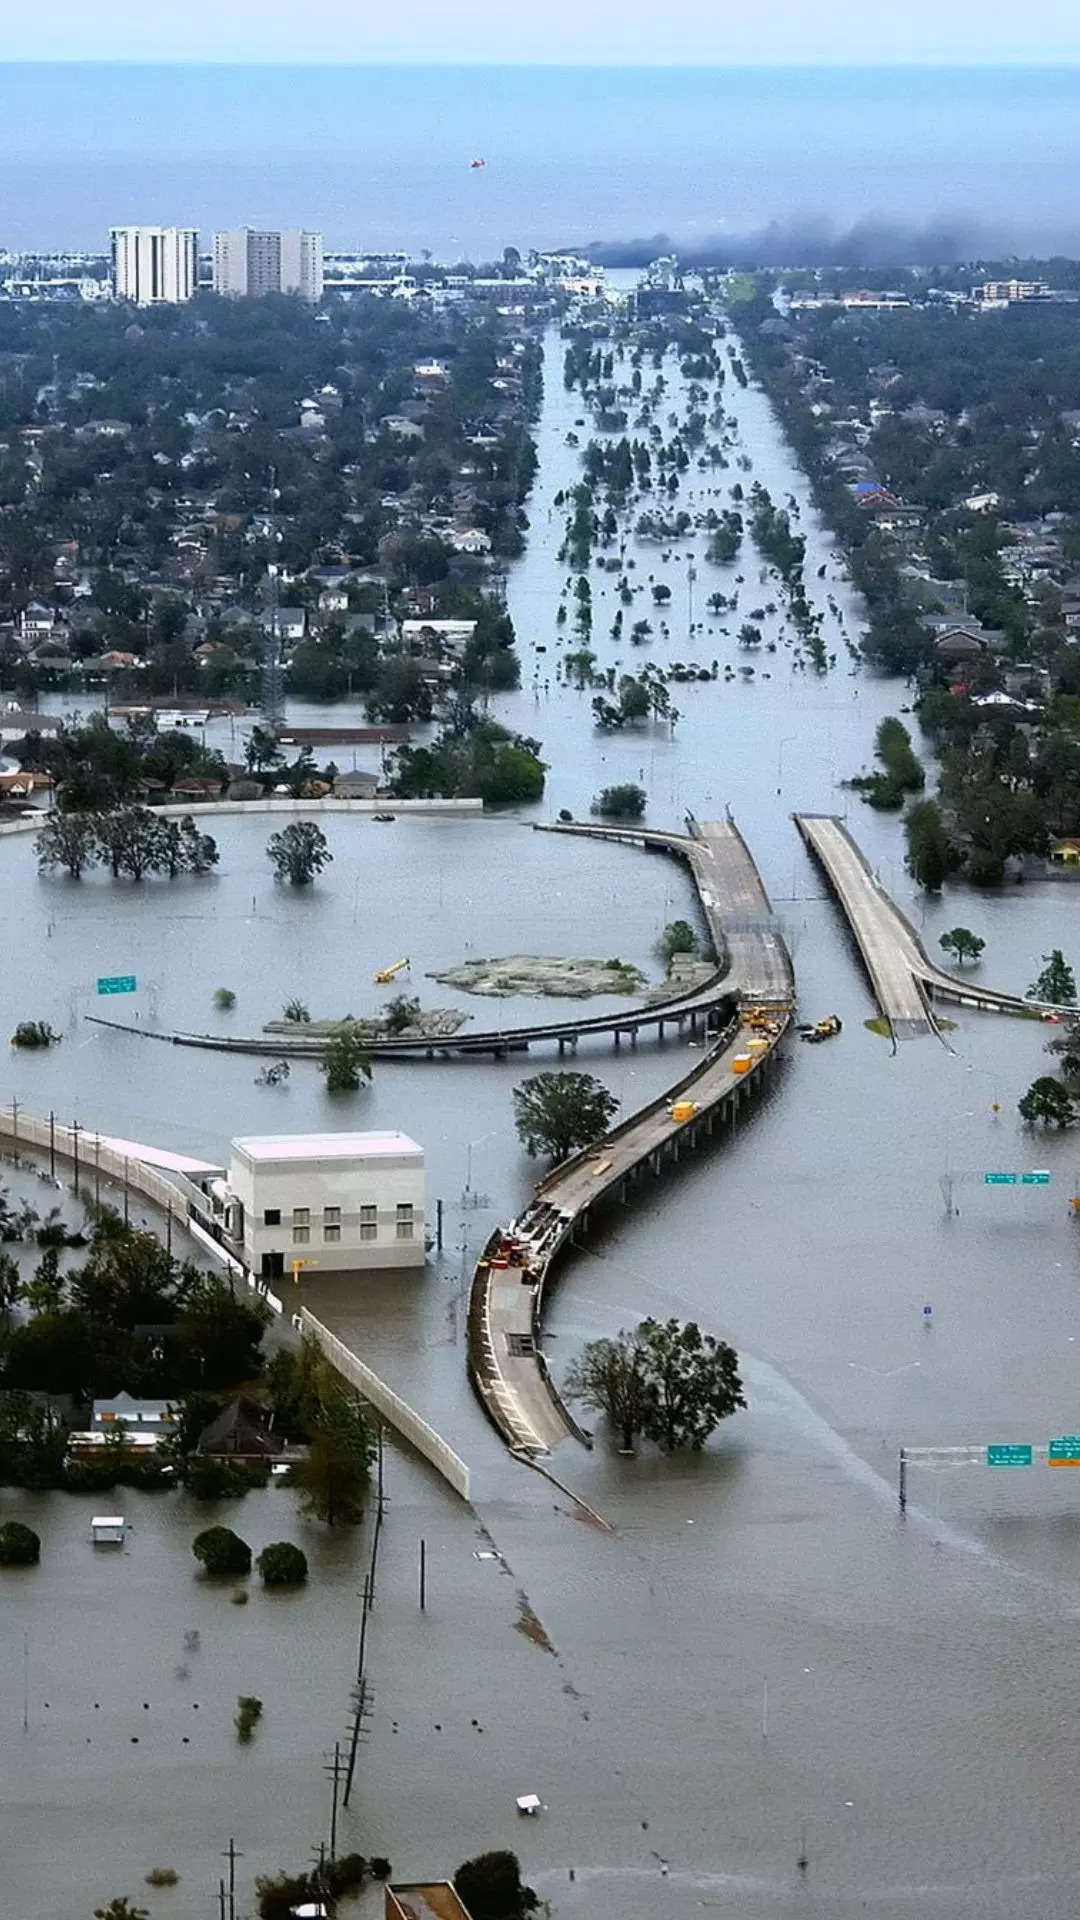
[
  {"x1": 1022, "y1": 1170, "x2": 1051, "y2": 1186},
  {"x1": 984, "y1": 1172, "x2": 1018, "y2": 1185},
  {"x1": 1048, "y1": 1437, "x2": 1080, "y2": 1464},
  {"x1": 987, "y1": 1444, "x2": 1033, "y2": 1467},
  {"x1": 983, "y1": 1171, "x2": 1051, "y2": 1186},
  {"x1": 96, "y1": 975, "x2": 137, "y2": 996}
]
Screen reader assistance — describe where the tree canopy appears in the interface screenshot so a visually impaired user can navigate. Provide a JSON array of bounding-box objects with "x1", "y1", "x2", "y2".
[
  {"x1": 564, "y1": 1317, "x2": 745, "y2": 1452},
  {"x1": 512, "y1": 1070, "x2": 619, "y2": 1163},
  {"x1": 1028, "y1": 949, "x2": 1077, "y2": 1005},
  {"x1": 1018, "y1": 1076, "x2": 1078, "y2": 1128},
  {"x1": 266, "y1": 820, "x2": 333, "y2": 886}
]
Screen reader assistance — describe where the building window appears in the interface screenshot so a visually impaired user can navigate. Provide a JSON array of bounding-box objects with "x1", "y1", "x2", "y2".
[
  {"x1": 324, "y1": 1223, "x2": 341, "y2": 1244},
  {"x1": 324, "y1": 1206, "x2": 341, "y2": 1225},
  {"x1": 396, "y1": 1221, "x2": 414, "y2": 1240},
  {"x1": 293, "y1": 1207, "x2": 310, "y2": 1226},
  {"x1": 292, "y1": 1225, "x2": 310, "y2": 1245},
  {"x1": 360, "y1": 1222, "x2": 377, "y2": 1242},
  {"x1": 263, "y1": 1208, "x2": 281, "y2": 1226}
]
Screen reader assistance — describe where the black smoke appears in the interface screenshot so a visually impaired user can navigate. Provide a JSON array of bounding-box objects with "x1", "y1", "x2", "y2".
[{"x1": 578, "y1": 214, "x2": 1078, "y2": 270}]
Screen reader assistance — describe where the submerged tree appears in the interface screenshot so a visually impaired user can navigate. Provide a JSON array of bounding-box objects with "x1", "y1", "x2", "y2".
[
  {"x1": 512, "y1": 1070, "x2": 619, "y2": 1163},
  {"x1": 939, "y1": 928, "x2": 985, "y2": 967},
  {"x1": 35, "y1": 812, "x2": 98, "y2": 879},
  {"x1": 266, "y1": 820, "x2": 332, "y2": 886},
  {"x1": 565, "y1": 1318, "x2": 745, "y2": 1452},
  {"x1": 1028, "y1": 949, "x2": 1077, "y2": 1005},
  {"x1": 904, "y1": 798, "x2": 956, "y2": 893},
  {"x1": 322, "y1": 1027, "x2": 372, "y2": 1094}
]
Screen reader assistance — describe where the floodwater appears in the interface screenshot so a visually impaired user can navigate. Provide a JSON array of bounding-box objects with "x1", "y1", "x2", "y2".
[{"x1": 9, "y1": 314, "x2": 1080, "y2": 1917}]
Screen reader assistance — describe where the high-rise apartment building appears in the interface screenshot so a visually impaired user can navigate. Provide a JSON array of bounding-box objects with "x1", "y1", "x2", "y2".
[
  {"x1": 212, "y1": 228, "x2": 323, "y2": 303},
  {"x1": 280, "y1": 228, "x2": 324, "y2": 303},
  {"x1": 110, "y1": 227, "x2": 198, "y2": 304}
]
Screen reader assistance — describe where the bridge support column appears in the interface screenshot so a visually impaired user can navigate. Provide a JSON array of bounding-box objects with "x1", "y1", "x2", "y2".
[{"x1": 631, "y1": 1029, "x2": 638, "y2": 1049}]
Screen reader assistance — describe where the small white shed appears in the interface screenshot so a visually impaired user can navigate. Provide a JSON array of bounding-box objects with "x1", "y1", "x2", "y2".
[{"x1": 91, "y1": 1515, "x2": 125, "y2": 1546}]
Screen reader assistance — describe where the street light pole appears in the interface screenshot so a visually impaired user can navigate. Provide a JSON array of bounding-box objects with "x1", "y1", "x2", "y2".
[{"x1": 777, "y1": 735, "x2": 797, "y2": 795}]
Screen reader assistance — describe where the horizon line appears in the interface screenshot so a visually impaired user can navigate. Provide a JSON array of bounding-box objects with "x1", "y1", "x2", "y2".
[{"x1": 5, "y1": 57, "x2": 1080, "y2": 71}]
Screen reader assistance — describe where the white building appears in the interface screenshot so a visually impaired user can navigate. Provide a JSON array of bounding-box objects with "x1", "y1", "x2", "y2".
[
  {"x1": 213, "y1": 227, "x2": 323, "y2": 302},
  {"x1": 400, "y1": 618, "x2": 476, "y2": 654},
  {"x1": 225, "y1": 1131, "x2": 425, "y2": 1279},
  {"x1": 111, "y1": 226, "x2": 198, "y2": 304},
  {"x1": 213, "y1": 227, "x2": 282, "y2": 298},
  {"x1": 281, "y1": 229, "x2": 324, "y2": 303}
]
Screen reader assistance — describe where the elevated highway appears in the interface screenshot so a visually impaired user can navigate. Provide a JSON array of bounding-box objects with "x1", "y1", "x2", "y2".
[
  {"x1": 795, "y1": 813, "x2": 1074, "y2": 1042},
  {"x1": 469, "y1": 816, "x2": 796, "y2": 1456}
]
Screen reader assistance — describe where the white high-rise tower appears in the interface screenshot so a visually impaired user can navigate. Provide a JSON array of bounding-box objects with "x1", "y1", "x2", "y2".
[{"x1": 110, "y1": 227, "x2": 198, "y2": 304}]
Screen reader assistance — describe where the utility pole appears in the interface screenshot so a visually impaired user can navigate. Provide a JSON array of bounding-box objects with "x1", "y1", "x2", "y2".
[
  {"x1": 48, "y1": 1110, "x2": 55, "y2": 1180},
  {"x1": 342, "y1": 1674, "x2": 372, "y2": 1808},
  {"x1": 71, "y1": 1120, "x2": 81, "y2": 1197},
  {"x1": 324, "y1": 1741, "x2": 343, "y2": 1862},
  {"x1": 10, "y1": 1095, "x2": 18, "y2": 1152},
  {"x1": 221, "y1": 1837, "x2": 241, "y2": 1920},
  {"x1": 355, "y1": 1570, "x2": 372, "y2": 1681},
  {"x1": 419, "y1": 1536, "x2": 426, "y2": 1611}
]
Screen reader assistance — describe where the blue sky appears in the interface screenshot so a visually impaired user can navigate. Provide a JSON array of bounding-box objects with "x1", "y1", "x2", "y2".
[{"x1": 7, "y1": 0, "x2": 1080, "y2": 64}]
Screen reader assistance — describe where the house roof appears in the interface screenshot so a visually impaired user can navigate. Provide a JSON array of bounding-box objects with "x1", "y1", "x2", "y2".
[{"x1": 197, "y1": 1397, "x2": 274, "y2": 1457}]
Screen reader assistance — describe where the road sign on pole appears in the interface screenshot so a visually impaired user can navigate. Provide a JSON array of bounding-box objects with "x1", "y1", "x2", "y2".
[
  {"x1": 984, "y1": 1172, "x2": 1018, "y2": 1185},
  {"x1": 1048, "y1": 1437, "x2": 1080, "y2": 1465},
  {"x1": 983, "y1": 1170, "x2": 1051, "y2": 1186},
  {"x1": 96, "y1": 975, "x2": 137, "y2": 996},
  {"x1": 987, "y1": 1444, "x2": 1033, "y2": 1467},
  {"x1": 1021, "y1": 1170, "x2": 1051, "y2": 1186}
]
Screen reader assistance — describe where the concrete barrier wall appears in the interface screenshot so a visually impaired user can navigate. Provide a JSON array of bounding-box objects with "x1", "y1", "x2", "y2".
[
  {"x1": 299, "y1": 1307, "x2": 471, "y2": 1502},
  {"x1": 0, "y1": 1108, "x2": 192, "y2": 1229},
  {"x1": 0, "y1": 796, "x2": 482, "y2": 843}
]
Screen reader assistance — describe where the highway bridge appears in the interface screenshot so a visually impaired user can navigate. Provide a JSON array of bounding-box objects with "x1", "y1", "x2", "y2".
[
  {"x1": 468, "y1": 816, "x2": 796, "y2": 1456},
  {"x1": 795, "y1": 813, "x2": 1073, "y2": 1044},
  {"x1": 87, "y1": 815, "x2": 791, "y2": 1065}
]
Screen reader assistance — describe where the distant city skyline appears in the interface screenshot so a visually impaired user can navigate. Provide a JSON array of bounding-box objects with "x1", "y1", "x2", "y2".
[{"x1": 7, "y1": 1, "x2": 1080, "y2": 64}]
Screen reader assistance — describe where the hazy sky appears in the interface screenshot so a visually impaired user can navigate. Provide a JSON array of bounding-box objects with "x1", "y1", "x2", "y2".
[{"x1": 7, "y1": 0, "x2": 1080, "y2": 64}]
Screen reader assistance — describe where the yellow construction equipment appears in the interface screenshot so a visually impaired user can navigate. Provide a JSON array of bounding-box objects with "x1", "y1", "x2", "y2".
[{"x1": 374, "y1": 957, "x2": 410, "y2": 985}]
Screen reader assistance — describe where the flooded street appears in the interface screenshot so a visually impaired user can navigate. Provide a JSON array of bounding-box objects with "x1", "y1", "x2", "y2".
[{"x1": 8, "y1": 308, "x2": 1080, "y2": 1917}]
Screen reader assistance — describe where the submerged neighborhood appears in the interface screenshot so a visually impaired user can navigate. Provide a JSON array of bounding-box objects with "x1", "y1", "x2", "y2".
[{"x1": 7, "y1": 223, "x2": 1080, "y2": 1919}]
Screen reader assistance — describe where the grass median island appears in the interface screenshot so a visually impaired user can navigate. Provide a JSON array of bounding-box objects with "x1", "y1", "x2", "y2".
[{"x1": 430, "y1": 954, "x2": 647, "y2": 998}]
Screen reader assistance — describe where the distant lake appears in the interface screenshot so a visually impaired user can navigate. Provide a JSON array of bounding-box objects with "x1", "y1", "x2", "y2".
[{"x1": 4, "y1": 63, "x2": 1080, "y2": 258}]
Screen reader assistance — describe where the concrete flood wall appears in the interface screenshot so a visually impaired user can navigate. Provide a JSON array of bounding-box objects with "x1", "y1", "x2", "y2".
[
  {"x1": 0, "y1": 797, "x2": 482, "y2": 842},
  {"x1": 0, "y1": 1108, "x2": 195, "y2": 1233},
  {"x1": 299, "y1": 1308, "x2": 471, "y2": 1501}
]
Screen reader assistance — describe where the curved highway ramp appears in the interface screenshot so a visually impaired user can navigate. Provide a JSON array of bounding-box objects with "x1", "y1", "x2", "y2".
[
  {"x1": 794, "y1": 813, "x2": 1072, "y2": 1043},
  {"x1": 470, "y1": 814, "x2": 796, "y2": 1457}
]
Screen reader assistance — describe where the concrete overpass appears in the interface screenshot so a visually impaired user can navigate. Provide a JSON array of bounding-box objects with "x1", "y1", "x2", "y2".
[
  {"x1": 468, "y1": 816, "x2": 796, "y2": 1456},
  {"x1": 795, "y1": 813, "x2": 1073, "y2": 1044}
]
